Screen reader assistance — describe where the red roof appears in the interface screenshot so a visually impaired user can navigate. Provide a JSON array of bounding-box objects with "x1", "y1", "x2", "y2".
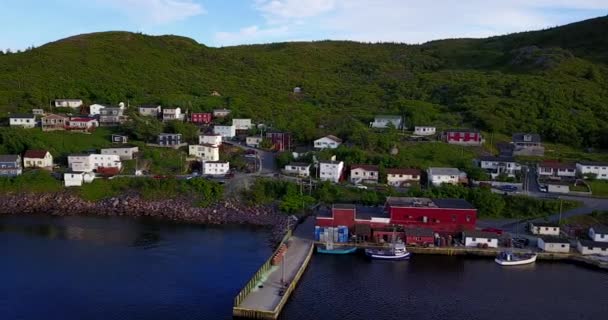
[
  {"x1": 386, "y1": 168, "x2": 421, "y2": 175},
  {"x1": 351, "y1": 164, "x2": 379, "y2": 172},
  {"x1": 539, "y1": 160, "x2": 576, "y2": 170},
  {"x1": 23, "y1": 150, "x2": 49, "y2": 159},
  {"x1": 69, "y1": 117, "x2": 95, "y2": 122}
]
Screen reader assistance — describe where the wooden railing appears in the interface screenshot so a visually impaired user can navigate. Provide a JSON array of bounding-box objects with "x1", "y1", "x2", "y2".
[{"x1": 233, "y1": 229, "x2": 292, "y2": 308}]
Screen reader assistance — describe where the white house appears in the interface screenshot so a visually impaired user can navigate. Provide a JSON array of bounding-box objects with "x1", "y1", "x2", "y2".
[
  {"x1": 199, "y1": 134, "x2": 223, "y2": 146},
  {"x1": 246, "y1": 136, "x2": 263, "y2": 148},
  {"x1": 588, "y1": 225, "x2": 608, "y2": 242},
  {"x1": 370, "y1": 115, "x2": 403, "y2": 129},
  {"x1": 350, "y1": 164, "x2": 379, "y2": 184},
  {"x1": 232, "y1": 118, "x2": 253, "y2": 131},
  {"x1": 189, "y1": 144, "x2": 220, "y2": 162},
  {"x1": 66, "y1": 117, "x2": 99, "y2": 132},
  {"x1": 213, "y1": 125, "x2": 236, "y2": 139},
  {"x1": 427, "y1": 167, "x2": 466, "y2": 186},
  {"x1": 538, "y1": 161, "x2": 576, "y2": 178},
  {"x1": 478, "y1": 156, "x2": 521, "y2": 179},
  {"x1": 577, "y1": 162, "x2": 608, "y2": 180},
  {"x1": 138, "y1": 105, "x2": 162, "y2": 117},
  {"x1": 577, "y1": 239, "x2": 608, "y2": 256},
  {"x1": 67, "y1": 154, "x2": 122, "y2": 173},
  {"x1": 284, "y1": 163, "x2": 311, "y2": 177},
  {"x1": 32, "y1": 109, "x2": 45, "y2": 116},
  {"x1": 213, "y1": 108, "x2": 231, "y2": 118},
  {"x1": 23, "y1": 150, "x2": 53, "y2": 169},
  {"x1": 64, "y1": 172, "x2": 95, "y2": 187},
  {"x1": 101, "y1": 146, "x2": 139, "y2": 160},
  {"x1": 203, "y1": 161, "x2": 230, "y2": 175},
  {"x1": 529, "y1": 222, "x2": 560, "y2": 236},
  {"x1": 9, "y1": 114, "x2": 36, "y2": 128},
  {"x1": 314, "y1": 135, "x2": 342, "y2": 149},
  {"x1": 54, "y1": 99, "x2": 83, "y2": 108},
  {"x1": 162, "y1": 107, "x2": 184, "y2": 121},
  {"x1": 319, "y1": 160, "x2": 344, "y2": 183},
  {"x1": 414, "y1": 126, "x2": 436, "y2": 136},
  {"x1": 537, "y1": 237, "x2": 570, "y2": 253},
  {"x1": 89, "y1": 104, "x2": 106, "y2": 116},
  {"x1": 462, "y1": 231, "x2": 499, "y2": 248},
  {"x1": 386, "y1": 168, "x2": 421, "y2": 187}
]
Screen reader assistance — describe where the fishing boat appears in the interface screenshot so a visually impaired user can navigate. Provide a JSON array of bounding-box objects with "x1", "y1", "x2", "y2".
[
  {"x1": 495, "y1": 251, "x2": 537, "y2": 266},
  {"x1": 365, "y1": 242, "x2": 411, "y2": 260},
  {"x1": 365, "y1": 227, "x2": 410, "y2": 260},
  {"x1": 316, "y1": 243, "x2": 358, "y2": 255}
]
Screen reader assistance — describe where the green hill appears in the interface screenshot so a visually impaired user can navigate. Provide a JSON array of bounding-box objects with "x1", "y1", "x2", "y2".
[{"x1": 1, "y1": 16, "x2": 607, "y2": 148}]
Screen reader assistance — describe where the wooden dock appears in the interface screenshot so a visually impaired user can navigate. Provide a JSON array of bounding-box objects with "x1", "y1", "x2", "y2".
[{"x1": 233, "y1": 233, "x2": 314, "y2": 319}]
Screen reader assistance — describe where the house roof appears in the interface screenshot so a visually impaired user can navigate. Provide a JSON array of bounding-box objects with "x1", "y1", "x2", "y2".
[
  {"x1": 386, "y1": 168, "x2": 421, "y2": 175},
  {"x1": 43, "y1": 113, "x2": 68, "y2": 119},
  {"x1": 463, "y1": 230, "x2": 499, "y2": 239},
  {"x1": 287, "y1": 162, "x2": 310, "y2": 168},
  {"x1": 320, "y1": 160, "x2": 342, "y2": 165},
  {"x1": 69, "y1": 117, "x2": 96, "y2": 122},
  {"x1": 444, "y1": 128, "x2": 480, "y2": 133},
  {"x1": 512, "y1": 133, "x2": 541, "y2": 143},
  {"x1": 433, "y1": 199, "x2": 475, "y2": 210},
  {"x1": 539, "y1": 160, "x2": 576, "y2": 170},
  {"x1": 0, "y1": 155, "x2": 20, "y2": 162},
  {"x1": 319, "y1": 135, "x2": 342, "y2": 143},
  {"x1": 159, "y1": 133, "x2": 181, "y2": 136},
  {"x1": 55, "y1": 99, "x2": 82, "y2": 102},
  {"x1": 578, "y1": 161, "x2": 608, "y2": 167},
  {"x1": 139, "y1": 105, "x2": 160, "y2": 109},
  {"x1": 23, "y1": 150, "x2": 49, "y2": 159},
  {"x1": 531, "y1": 221, "x2": 559, "y2": 228},
  {"x1": 428, "y1": 167, "x2": 462, "y2": 176},
  {"x1": 579, "y1": 239, "x2": 608, "y2": 249},
  {"x1": 374, "y1": 115, "x2": 402, "y2": 121},
  {"x1": 404, "y1": 228, "x2": 434, "y2": 237},
  {"x1": 539, "y1": 236, "x2": 570, "y2": 244},
  {"x1": 591, "y1": 225, "x2": 608, "y2": 234},
  {"x1": 478, "y1": 156, "x2": 517, "y2": 163},
  {"x1": 10, "y1": 113, "x2": 35, "y2": 119},
  {"x1": 204, "y1": 161, "x2": 228, "y2": 164},
  {"x1": 351, "y1": 164, "x2": 379, "y2": 172},
  {"x1": 332, "y1": 204, "x2": 356, "y2": 210},
  {"x1": 355, "y1": 206, "x2": 389, "y2": 220}
]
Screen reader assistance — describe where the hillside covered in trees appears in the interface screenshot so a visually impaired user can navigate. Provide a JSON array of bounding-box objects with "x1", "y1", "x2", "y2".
[{"x1": 1, "y1": 15, "x2": 607, "y2": 148}]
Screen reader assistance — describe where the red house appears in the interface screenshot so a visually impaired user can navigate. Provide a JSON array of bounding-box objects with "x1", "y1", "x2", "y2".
[
  {"x1": 442, "y1": 129, "x2": 483, "y2": 146},
  {"x1": 404, "y1": 228, "x2": 435, "y2": 246},
  {"x1": 190, "y1": 112, "x2": 213, "y2": 124},
  {"x1": 266, "y1": 131, "x2": 292, "y2": 151}
]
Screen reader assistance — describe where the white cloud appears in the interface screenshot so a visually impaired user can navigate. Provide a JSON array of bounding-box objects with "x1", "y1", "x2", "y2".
[
  {"x1": 219, "y1": 0, "x2": 607, "y2": 45},
  {"x1": 96, "y1": 0, "x2": 205, "y2": 24},
  {"x1": 215, "y1": 25, "x2": 290, "y2": 46}
]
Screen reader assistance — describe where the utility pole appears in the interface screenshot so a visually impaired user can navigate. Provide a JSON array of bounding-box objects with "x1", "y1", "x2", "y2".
[{"x1": 558, "y1": 199, "x2": 563, "y2": 225}]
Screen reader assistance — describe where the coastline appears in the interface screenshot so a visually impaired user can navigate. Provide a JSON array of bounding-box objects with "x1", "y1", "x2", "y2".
[{"x1": 0, "y1": 192, "x2": 289, "y2": 242}]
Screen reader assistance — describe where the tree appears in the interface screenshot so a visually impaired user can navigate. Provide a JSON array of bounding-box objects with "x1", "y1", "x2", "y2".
[
  {"x1": 123, "y1": 115, "x2": 163, "y2": 142},
  {"x1": 165, "y1": 120, "x2": 199, "y2": 144}
]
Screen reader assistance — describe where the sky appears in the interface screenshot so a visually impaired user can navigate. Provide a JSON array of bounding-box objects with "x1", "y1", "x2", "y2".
[{"x1": 0, "y1": 0, "x2": 606, "y2": 50}]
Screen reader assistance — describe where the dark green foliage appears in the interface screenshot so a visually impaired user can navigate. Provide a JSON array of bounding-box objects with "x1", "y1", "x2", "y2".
[{"x1": 0, "y1": 17, "x2": 607, "y2": 149}]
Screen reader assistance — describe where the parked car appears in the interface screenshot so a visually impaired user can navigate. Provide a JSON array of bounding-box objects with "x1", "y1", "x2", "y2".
[
  {"x1": 355, "y1": 185, "x2": 368, "y2": 190},
  {"x1": 499, "y1": 185, "x2": 518, "y2": 192},
  {"x1": 539, "y1": 185, "x2": 548, "y2": 193},
  {"x1": 245, "y1": 149, "x2": 257, "y2": 155}
]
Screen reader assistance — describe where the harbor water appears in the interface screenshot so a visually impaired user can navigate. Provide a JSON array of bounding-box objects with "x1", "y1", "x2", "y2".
[{"x1": 1, "y1": 214, "x2": 607, "y2": 320}]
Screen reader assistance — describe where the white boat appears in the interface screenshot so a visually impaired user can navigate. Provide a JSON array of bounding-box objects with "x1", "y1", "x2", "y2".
[
  {"x1": 495, "y1": 251, "x2": 537, "y2": 266},
  {"x1": 365, "y1": 242, "x2": 411, "y2": 260}
]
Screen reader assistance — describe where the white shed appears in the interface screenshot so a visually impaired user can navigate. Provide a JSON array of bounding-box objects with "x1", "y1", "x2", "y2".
[
  {"x1": 462, "y1": 231, "x2": 499, "y2": 248},
  {"x1": 537, "y1": 237, "x2": 570, "y2": 253},
  {"x1": 577, "y1": 240, "x2": 608, "y2": 256}
]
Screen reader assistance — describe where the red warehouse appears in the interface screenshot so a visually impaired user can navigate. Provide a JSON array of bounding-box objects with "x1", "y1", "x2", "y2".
[
  {"x1": 386, "y1": 197, "x2": 476, "y2": 234},
  {"x1": 190, "y1": 112, "x2": 213, "y2": 124},
  {"x1": 442, "y1": 129, "x2": 483, "y2": 146},
  {"x1": 316, "y1": 197, "x2": 477, "y2": 237}
]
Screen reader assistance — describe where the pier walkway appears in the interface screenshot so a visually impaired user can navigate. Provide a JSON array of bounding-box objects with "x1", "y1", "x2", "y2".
[{"x1": 233, "y1": 233, "x2": 313, "y2": 319}]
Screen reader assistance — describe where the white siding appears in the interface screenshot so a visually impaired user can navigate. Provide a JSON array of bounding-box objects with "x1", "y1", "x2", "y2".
[
  {"x1": 464, "y1": 237, "x2": 498, "y2": 248},
  {"x1": 537, "y1": 239, "x2": 570, "y2": 253}
]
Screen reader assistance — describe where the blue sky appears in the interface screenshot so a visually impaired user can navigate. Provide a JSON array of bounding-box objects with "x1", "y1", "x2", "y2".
[{"x1": 0, "y1": 0, "x2": 606, "y2": 50}]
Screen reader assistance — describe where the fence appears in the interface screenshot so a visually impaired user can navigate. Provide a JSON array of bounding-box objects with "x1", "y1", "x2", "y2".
[{"x1": 233, "y1": 229, "x2": 292, "y2": 308}]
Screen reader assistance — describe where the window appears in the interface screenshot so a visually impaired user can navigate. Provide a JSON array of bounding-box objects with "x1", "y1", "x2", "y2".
[
  {"x1": 466, "y1": 215, "x2": 471, "y2": 222},
  {"x1": 487, "y1": 239, "x2": 491, "y2": 242},
  {"x1": 472, "y1": 238, "x2": 476, "y2": 241},
  {"x1": 451, "y1": 215, "x2": 457, "y2": 222}
]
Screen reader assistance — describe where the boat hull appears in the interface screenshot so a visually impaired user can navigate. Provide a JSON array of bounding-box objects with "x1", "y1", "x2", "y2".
[
  {"x1": 365, "y1": 251, "x2": 411, "y2": 260},
  {"x1": 317, "y1": 246, "x2": 358, "y2": 255},
  {"x1": 495, "y1": 255, "x2": 537, "y2": 266}
]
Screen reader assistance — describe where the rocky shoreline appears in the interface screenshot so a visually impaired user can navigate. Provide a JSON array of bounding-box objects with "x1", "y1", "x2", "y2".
[{"x1": 0, "y1": 192, "x2": 290, "y2": 243}]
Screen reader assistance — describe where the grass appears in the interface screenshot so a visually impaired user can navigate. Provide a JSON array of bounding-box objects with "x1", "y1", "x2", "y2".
[
  {"x1": 562, "y1": 210, "x2": 608, "y2": 228},
  {"x1": 394, "y1": 141, "x2": 483, "y2": 168},
  {"x1": 589, "y1": 180, "x2": 608, "y2": 197},
  {"x1": 0, "y1": 170, "x2": 63, "y2": 193}
]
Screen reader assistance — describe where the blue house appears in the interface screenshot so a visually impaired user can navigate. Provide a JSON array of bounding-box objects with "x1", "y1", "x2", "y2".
[{"x1": 0, "y1": 155, "x2": 23, "y2": 176}]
